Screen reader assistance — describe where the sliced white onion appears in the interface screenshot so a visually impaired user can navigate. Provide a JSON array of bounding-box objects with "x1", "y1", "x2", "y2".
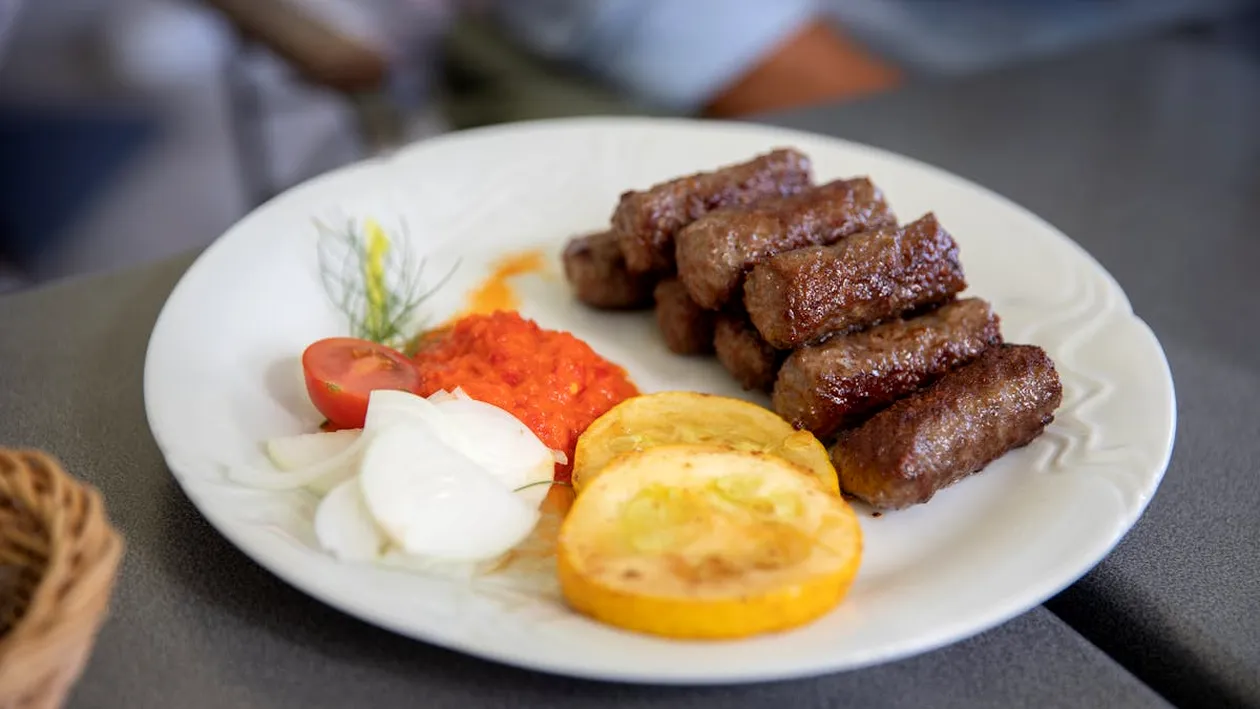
[
  {"x1": 228, "y1": 434, "x2": 366, "y2": 490},
  {"x1": 266, "y1": 430, "x2": 360, "y2": 471},
  {"x1": 358, "y1": 424, "x2": 539, "y2": 561},
  {"x1": 425, "y1": 389, "x2": 461, "y2": 404},
  {"x1": 366, "y1": 389, "x2": 556, "y2": 502},
  {"x1": 363, "y1": 389, "x2": 448, "y2": 433},
  {"x1": 238, "y1": 386, "x2": 563, "y2": 565},
  {"x1": 314, "y1": 477, "x2": 386, "y2": 562},
  {"x1": 429, "y1": 397, "x2": 555, "y2": 492}
]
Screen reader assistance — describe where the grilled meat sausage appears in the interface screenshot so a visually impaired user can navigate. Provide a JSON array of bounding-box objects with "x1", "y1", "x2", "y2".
[
  {"x1": 676, "y1": 178, "x2": 896, "y2": 310},
  {"x1": 830, "y1": 344, "x2": 1063, "y2": 510},
  {"x1": 714, "y1": 314, "x2": 785, "y2": 392},
  {"x1": 744, "y1": 213, "x2": 966, "y2": 349},
  {"x1": 562, "y1": 231, "x2": 657, "y2": 309},
  {"x1": 653, "y1": 278, "x2": 717, "y2": 355},
  {"x1": 773, "y1": 298, "x2": 1002, "y2": 439},
  {"x1": 614, "y1": 148, "x2": 813, "y2": 273}
]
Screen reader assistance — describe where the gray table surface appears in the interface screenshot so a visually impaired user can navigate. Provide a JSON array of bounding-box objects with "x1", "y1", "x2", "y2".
[
  {"x1": 766, "y1": 27, "x2": 1260, "y2": 709},
  {"x1": 1, "y1": 28, "x2": 1256, "y2": 709}
]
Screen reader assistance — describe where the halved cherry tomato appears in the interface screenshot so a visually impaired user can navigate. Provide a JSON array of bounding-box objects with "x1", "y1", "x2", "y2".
[{"x1": 302, "y1": 338, "x2": 421, "y2": 429}]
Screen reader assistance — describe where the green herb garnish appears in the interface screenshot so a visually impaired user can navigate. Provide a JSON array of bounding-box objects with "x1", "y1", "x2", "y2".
[{"x1": 315, "y1": 216, "x2": 458, "y2": 349}]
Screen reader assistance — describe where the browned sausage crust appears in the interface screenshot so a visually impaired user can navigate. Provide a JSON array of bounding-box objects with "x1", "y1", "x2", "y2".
[
  {"x1": 562, "y1": 231, "x2": 657, "y2": 309},
  {"x1": 714, "y1": 314, "x2": 784, "y2": 392},
  {"x1": 613, "y1": 148, "x2": 813, "y2": 274},
  {"x1": 676, "y1": 177, "x2": 896, "y2": 310},
  {"x1": 831, "y1": 344, "x2": 1063, "y2": 510},
  {"x1": 773, "y1": 298, "x2": 1003, "y2": 439},
  {"x1": 653, "y1": 278, "x2": 717, "y2": 355},
  {"x1": 744, "y1": 213, "x2": 966, "y2": 349}
]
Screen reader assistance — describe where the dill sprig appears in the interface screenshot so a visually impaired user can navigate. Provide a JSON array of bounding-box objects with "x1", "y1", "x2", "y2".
[{"x1": 315, "y1": 215, "x2": 458, "y2": 349}]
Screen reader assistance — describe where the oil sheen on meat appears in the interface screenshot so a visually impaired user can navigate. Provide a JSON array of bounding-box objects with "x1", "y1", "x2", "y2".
[
  {"x1": 743, "y1": 213, "x2": 966, "y2": 349},
  {"x1": 830, "y1": 344, "x2": 1063, "y2": 510},
  {"x1": 773, "y1": 298, "x2": 1002, "y2": 439},
  {"x1": 675, "y1": 177, "x2": 896, "y2": 310},
  {"x1": 613, "y1": 148, "x2": 813, "y2": 273}
]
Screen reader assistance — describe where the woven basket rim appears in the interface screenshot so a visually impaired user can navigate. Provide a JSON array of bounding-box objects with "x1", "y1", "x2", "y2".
[{"x1": 0, "y1": 448, "x2": 125, "y2": 709}]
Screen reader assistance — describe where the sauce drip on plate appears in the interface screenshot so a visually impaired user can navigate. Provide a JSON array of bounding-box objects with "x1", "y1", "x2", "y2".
[{"x1": 461, "y1": 250, "x2": 548, "y2": 316}]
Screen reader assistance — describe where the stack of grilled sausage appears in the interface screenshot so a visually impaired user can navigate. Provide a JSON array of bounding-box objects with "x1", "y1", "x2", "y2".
[{"x1": 562, "y1": 149, "x2": 1063, "y2": 511}]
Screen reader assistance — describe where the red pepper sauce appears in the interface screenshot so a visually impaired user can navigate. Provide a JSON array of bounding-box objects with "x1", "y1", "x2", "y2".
[{"x1": 412, "y1": 310, "x2": 637, "y2": 482}]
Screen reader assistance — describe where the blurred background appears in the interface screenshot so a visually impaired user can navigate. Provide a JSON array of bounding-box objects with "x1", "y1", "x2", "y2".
[{"x1": 1, "y1": 0, "x2": 1257, "y2": 293}]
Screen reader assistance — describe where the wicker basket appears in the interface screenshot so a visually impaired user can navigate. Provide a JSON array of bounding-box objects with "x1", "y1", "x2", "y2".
[{"x1": 0, "y1": 450, "x2": 124, "y2": 709}]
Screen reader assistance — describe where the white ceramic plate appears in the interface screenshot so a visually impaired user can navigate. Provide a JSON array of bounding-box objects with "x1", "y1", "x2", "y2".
[{"x1": 144, "y1": 117, "x2": 1174, "y2": 684}]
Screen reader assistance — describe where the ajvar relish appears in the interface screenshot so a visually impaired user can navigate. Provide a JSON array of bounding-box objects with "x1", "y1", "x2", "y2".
[{"x1": 412, "y1": 310, "x2": 638, "y2": 482}]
